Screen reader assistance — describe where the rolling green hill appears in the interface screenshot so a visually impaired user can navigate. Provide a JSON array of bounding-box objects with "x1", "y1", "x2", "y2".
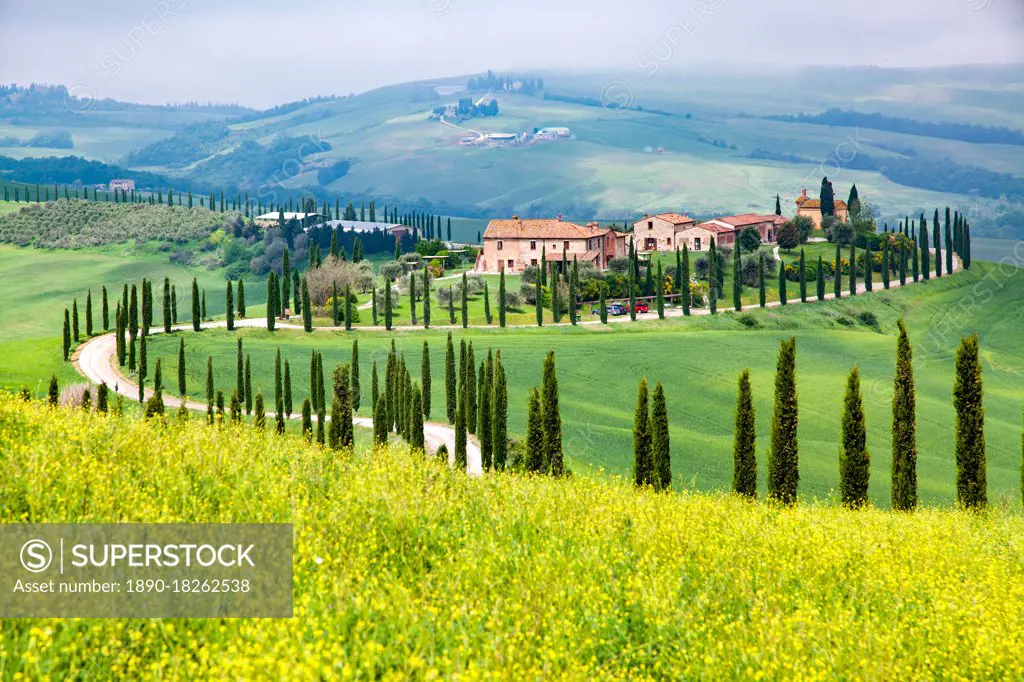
[{"x1": 3, "y1": 66, "x2": 1022, "y2": 236}]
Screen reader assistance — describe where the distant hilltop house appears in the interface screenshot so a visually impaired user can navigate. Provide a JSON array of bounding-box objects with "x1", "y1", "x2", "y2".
[
  {"x1": 533, "y1": 127, "x2": 572, "y2": 140},
  {"x1": 108, "y1": 179, "x2": 135, "y2": 191},
  {"x1": 434, "y1": 85, "x2": 467, "y2": 97},
  {"x1": 478, "y1": 215, "x2": 628, "y2": 274},
  {"x1": 633, "y1": 212, "x2": 785, "y2": 252},
  {"x1": 254, "y1": 211, "x2": 322, "y2": 228},
  {"x1": 795, "y1": 188, "x2": 848, "y2": 229},
  {"x1": 312, "y1": 219, "x2": 410, "y2": 239}
]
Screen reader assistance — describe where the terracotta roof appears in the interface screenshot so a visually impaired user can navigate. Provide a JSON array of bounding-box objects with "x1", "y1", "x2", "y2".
[
  {"x1": 582, "y1": 249, "x2": 602, "y2": 262},
  {"x1": 712, "y1": 213, "x2": 779, "y2": 228},
  {"x1": 795, "y1": 197, "x2": 848, "y2": 210},
  {"x1": 484, "y1": 219, "x2": 607, "y2": 240},
  {"x1": 692, "y1": 222, "x2": 738, "y2": 235},
  {"x1": 642, "y1": 213, "x2": 695, "y2": 226}
]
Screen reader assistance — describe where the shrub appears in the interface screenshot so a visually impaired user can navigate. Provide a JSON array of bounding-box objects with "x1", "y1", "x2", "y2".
[
  {"x1": 306, "y1": 258, "x2": 374, "y2": 303},
  {"x1": 58, "y1": 383, "x2": 94, "y2": 408},
  {"x1": 739, "y1": 227, "x2": 762, "y2": 253},
  {"x1": 503, "y1": 290, "x2": 523, "y2": 309}
]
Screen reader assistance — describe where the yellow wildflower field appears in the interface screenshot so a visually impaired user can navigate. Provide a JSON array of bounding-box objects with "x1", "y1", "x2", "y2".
[{"x1": 2, "y1": 395, "x2": 1023, "y2": 680}]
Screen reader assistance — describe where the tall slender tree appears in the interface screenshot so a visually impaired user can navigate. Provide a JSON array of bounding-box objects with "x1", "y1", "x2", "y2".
[
  {"x1": 891, "y1": 321, "x2": 918, "y2": 511},
  {"x1": 632, "y1": 377, "x2": 652, "y2": 488},
  {"x1": 498, "y1": 270, "x2": 507, "y2": 327},
  {"x1": 226, "y1": 281, "x2": 235, "y2": 331},
  {"x1": 525, "y1": 387, "x2": 544, "y2": 473},
  {"x1": 840, "y1": 366, "x2": 870, "y2": 508},
  {"x1": 733, "y1": 369, "x2": 757, "y2": 498},
  {"x1": 192, "y1": 278, "x2": 201, "y2": 331},
  {"x1": 492, "y1": 355, "x2": 508, "y2": 470},
  {"x1": 445, "y1": 332, "x2": 456, "y2": 424},
  {"x1": 542, "y1": 351, "x2": 563, "y2": 476},
  {"x1": 767, "y1": 337, "x2": 799, "y2": 505},
  {"x1": 651, "y1": 381, "x2": 671, "y2": 492},
  {"x1": 461, "y1": 272, "x2": 469, "y2": 328},
  {"x1": 732, "y1": 246, "x2": 742, "y2": 311},
  {"x1": 421, "y1": 341, "x2": 431, "y2": 420},
  {"x1": 848, "y1": 241, "x2": 857, "y2": 296},
  {"x1": 954, "y1": 334, "x2": 986, "y2": 509},
  {"x1": 102, "y1": 285, "x2": 110, "y2": 331},
  {"x1": 423, "y1": 267, "x2": 432, "y2": 329},
  {"x1": 798, "y1": 249, "x2": 807, "y2": 303},
  {"x1": 816, "y1": 254, "x2": 825, "y2": 301}
]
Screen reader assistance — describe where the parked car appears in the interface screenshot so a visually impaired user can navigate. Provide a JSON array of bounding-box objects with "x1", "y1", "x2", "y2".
[
  {"x1": 628, "y1": 302, "x2": 650, "y2": 314},
  {"x1": 591, "y1": 303, "x2": 628, "y2": 316}
]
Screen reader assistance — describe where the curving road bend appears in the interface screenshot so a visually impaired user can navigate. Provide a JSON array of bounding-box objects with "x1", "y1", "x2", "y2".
[{"x1": 73, "y1": 324, "x2": 483, "y2": 476}]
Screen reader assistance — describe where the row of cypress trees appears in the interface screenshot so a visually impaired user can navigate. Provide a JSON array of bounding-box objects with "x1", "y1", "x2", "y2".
[{"x1": 729, "y1": 324, "x2": 988, "y2": 509}]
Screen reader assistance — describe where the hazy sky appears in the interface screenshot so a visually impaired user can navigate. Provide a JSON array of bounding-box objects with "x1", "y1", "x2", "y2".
[{"x1": 1, "y1": 0, "x2": 1021, "y2": 108}]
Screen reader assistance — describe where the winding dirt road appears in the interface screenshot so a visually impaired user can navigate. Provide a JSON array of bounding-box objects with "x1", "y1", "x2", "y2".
[{"x1": 73, "y1": 322, "x2": 483, "y2": 475}]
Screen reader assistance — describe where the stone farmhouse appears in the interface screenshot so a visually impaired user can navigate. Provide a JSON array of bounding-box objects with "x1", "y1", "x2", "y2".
[
  {"x1": 634, "y1": 212, "x2": 786, "y2": 252},
  {"x1": 631, "y1": 213, "x2": 697, "y2": 251},
  {"x1": 478, "y1": 216, "x2": 628, "y2": 273},
  {"x1": 795, "y1": 189, "x2": 849, "y2": 229}
]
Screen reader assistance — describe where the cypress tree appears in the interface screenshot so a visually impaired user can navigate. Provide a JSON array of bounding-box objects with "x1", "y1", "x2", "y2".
[
  {"x1": 302, "y1": 278, "x2": 312, "y2": 332},
  {"x1": 205, "y1": 356, "x2": 214, "y2": 406},
  {"x1": 178, "y1": 337, "x2": 186, "y2": 395},
  {"x1": 116, "y1": 303, "x2": 125, "y2": 365},
  {"x1": 448, "y1": 286, "x2": 457, "y2": 325},
  {"x1": 62, "y1": 308, "x2": 71, "y2": 361},
  {"x1": 599, "y1": 288, "x2": 608, "y2": 323},
  {"x1": 274, "y1": 349, "x2": 283, "y2": 415},
  {"x1": 334, "y1": 363, "x2": 354, "y2": 448},
  {"x1": 373, "y1": 395, "x2": 388, "y2": 445},
  {"x1": 778, "y1": 265, "x2": 787, "y2": 306},
  {"x1": 834, "y1": 242, "x2": 842, "y2": 299},
  {"x1": 102, "y1": 285, "x2": 110, "y2": 331},
  {"x1": 542, "y1": 351, "x2": 563, "y2": 476},
  {"x1": 479, "y1": 361, "x2": 492, "y2": 469},
  {"x1": 882, "y1": 238, "x2": 891, "y2": 290},
  {"x1": 733, "y1": 369, "x2": 757, "y2": 498},
  {"x1": 138, "y1": 334, "x2": 147, "y2": 404},
  {"x1": 237, "y1": 280, "x2": 246, "y2": 317},
  {"x1": 799, "y1": 249, "x2": 807, "y2": 302},
  {"x1": 439, "y1": 333, "x2": 454, "y2": 425},
  {"x1": 226, "y1": 281, "x2": 234, "y2": 331},
  {"x1": 891, "y1": 321, "x2": 918, "y2": 511},
  {"x1": 934, "y1": 209, "x2": 943, "y2": 278},
  {"x1": 72, "y1": 298, "x2": 79, "y2": 342},
  {"x1": 128, "y1": 335, "x2": 136, "y2": 372},
  {"x1": 816, "y1": 255, "x2": 825, "y2": 301},
  {"x1": 455, "y1": 366, "x2": 468, "y2": 470},
  {"x1": 332, "y1": 281, "x2": 340, "y2": 327},
  {"x1": 708, "y1": 238, "x2": 717, "y2": 314},
  {"x1": 656, "y1": 260, "x2": 666, "y2": 317},
  {"x1": 633, "y1": 377, "x2": 652, "y2": 488},
  {"x1": 411, "y1": 385, "x2": 425, "y2": 450},
  {"x1": 421, "y1": 341, "x2": 431, "y2": 419},
  {"x1": 840, "y1": 366, "x2": 870, "y2": 508},
  {"x1": 498, "y1": 270, "x2": 507, "y2": 327},
  {"x1": 281, "y1": 249, "x2": 291, "y2": 311},
  {"x1": 254, "y1": 392, "x2": 265, "y2": 430},
  {"x1": 899, "y1": 242, "x2": 908, "y2": 286},
  {"x1": 492, "y1": 355, "x2": 508, "y2": 470},
  {"x1": 284, "y1": 360, "x2": 293, "y2": 417},
  {"x1": 301, "y1": 398, "x2": 313, "y2": 441},
  {"x1": 371, "y1": 361, "x2": 379, "y2": 416},
  {"x1": 97, "y1": 383, "x2": 109, "y2": 413},
  {"x1": 921, "y1": 219, "x2": 930, "y2": 281},
  {"x1": 423, "y1": 267, "x2": 431, "y2": 329},
  {"x1": 48, "y1": 375, "x2": 59, "y2": 406},
  {"x1": 767, "y1": 337, "x2": 799, "y2": 505},
  {"x1": 162, "y1": 278, "x2": 171, "y2": 332},
  {"x1": 535, "y1": 277, "x2": 543, "y2": 326},
  {"x1": 483, "y1": 281, "x2": 492, "y2": 325},
  {"x1": 651, "y1": 381, "x2": 671, "y2": 492},
  {"x1": 267, "y1": 274, "x2": 277, "y2": 331},
  {"x1": 350, "y1": 340, "x2": 361, "y2": 411},
  {"x1": 192, "y1": 278, "x2": 201, "y2": 331},
  {"x1": 236, "y1": 338, "x2": 244, "y2": 400},
  {"x1": 466, "y1": 343, "x2": 476, "y2": 435},
  {"x1": 371, "y1": 287, "x2": 379, "y2": 326},
  {"x1": 461, "y1": 272, "x2": 469, "y2": 328},
  {"x1": 245, "y1": 355, "x2": 252, "y2": 414},
  {"x1": 681, "y1": 245, "x2": 691, "y2": 316},
  {"x1": 85, "y1": 290, "x2": 93, "y2": 337},
  {"x1": 954, "y1": 334, "x2": 986, "y2": 509},
  {"x1": 171, "y1": 285, "x2": 178, "y2": 324},
  {"x1": 525, "y1": 387, "x2": 545, "y2": 473},
  {"x1": 384, "y1": 277, "x2": 393, "y2": 330},
  {"x1": 229, "y1": 389, "x2": 242, "y2": 424},
  {"x1": 345, "y1": 285, "x2": 353, "y2": 331},
  {"x1": 848, "y1": 241, "x2": 857, "y2": 296}
]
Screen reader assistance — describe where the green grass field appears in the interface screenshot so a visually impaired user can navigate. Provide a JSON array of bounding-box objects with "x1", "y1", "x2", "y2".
[
  {"x1": 136, "y1": 262, "x2": 1024, "y2": 508},
  {"x1": 5, "y1": 395, "x2": 1024, "y2": 678}
]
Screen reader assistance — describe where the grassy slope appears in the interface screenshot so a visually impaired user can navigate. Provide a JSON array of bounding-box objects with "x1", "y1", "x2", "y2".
[
  {"x1": 0, "y1": 244, "x2": 265, "y2": 394},
  {"x1": 3, "y1": 395, "x2": 1024, "y2": 678},
  {"x1": 141, "y1": 262, "x2": 1024, "y2": 508}
]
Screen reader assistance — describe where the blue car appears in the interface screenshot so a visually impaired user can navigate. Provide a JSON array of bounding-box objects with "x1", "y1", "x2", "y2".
[{"x1": 593, "y1": 303, "x2": 628, "y2": 316}]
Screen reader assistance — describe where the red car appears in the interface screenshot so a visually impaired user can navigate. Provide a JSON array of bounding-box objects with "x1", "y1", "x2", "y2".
[{"x1": 628, "y1": 302, "x2": 650, "y2": 314}]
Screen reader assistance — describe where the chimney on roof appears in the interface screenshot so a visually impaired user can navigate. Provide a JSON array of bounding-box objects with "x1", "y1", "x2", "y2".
[
  {"x1": 801, "y1": 188, "x2": 807, "y2": 199},
  {"x1": 512, "y1": 213, "x2": 519, "y2": 220}
]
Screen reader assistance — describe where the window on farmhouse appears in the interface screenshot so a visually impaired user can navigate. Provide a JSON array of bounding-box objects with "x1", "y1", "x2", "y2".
[
  {"x1": 563, "y1": 240, "x2": 569, "y2": 250},
  {"x1": 497, "y1": 241, "x2": 503, "y2": 251},
  {"x1": 648, "y1": 221, "x2": 653, "y2": 230},
  {"x1": 530, "y1": 240, "x2": 536, "y2": 250}
]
